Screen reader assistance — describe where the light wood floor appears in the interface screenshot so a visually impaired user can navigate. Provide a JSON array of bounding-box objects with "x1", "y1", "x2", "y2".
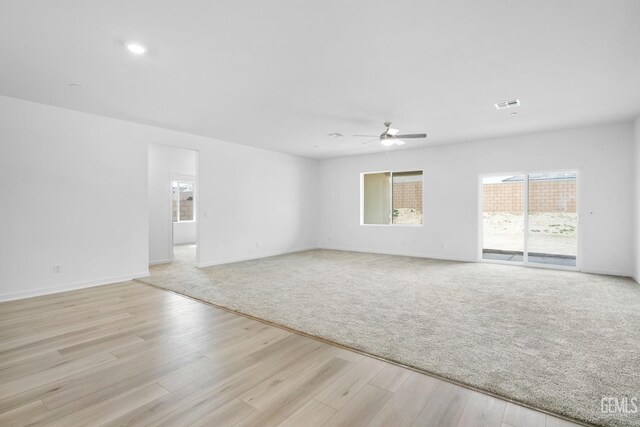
[{"x1": 0, "y1": 282, "x2": 583, "y2": 426}]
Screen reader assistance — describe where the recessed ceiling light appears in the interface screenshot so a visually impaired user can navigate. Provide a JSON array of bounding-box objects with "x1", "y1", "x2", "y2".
[
  {"x1": 68, "y1": 83, "x2": 82, "y2": 89},
  {"x1": 510, "y1": 112, "x2": 518, "y2": 115},
  {"x1": 126, "y1": 43, "x2": 147, "y2": 55},
  {"x1": 327, "y1": 133, "x2": 343, "y2": 138}
]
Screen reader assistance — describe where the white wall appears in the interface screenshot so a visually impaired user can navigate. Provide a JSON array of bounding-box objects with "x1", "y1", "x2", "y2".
[
  {"x1": 0, "y1": 97, "x2": 149, "y2": 299},
  {"x1": 148, "y1": 144, "x2": 197, "y2": 263},
  {"x1": 173, "y1": 222, "x2": 196, "y2": 246},
  {"x1": 0, "y1": 96, "x2": 318, "y2": 300},
  {"x1": 318, "y1": 122, "x2": 635, "y2": 276},
  {"x1": 633, "y1": 117, "x2": 640, "y2": 281}
]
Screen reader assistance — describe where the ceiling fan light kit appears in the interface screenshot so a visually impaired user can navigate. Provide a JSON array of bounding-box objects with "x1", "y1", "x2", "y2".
[{"x1": 355, "y1": 121, "x2": 427, "y2": 147}]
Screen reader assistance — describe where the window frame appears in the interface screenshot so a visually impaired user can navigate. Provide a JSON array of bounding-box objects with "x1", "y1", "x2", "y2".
[
  {"x1": 172, "y1": 179, "x2": 196, "y2": 223},
  {"x1": 360, "y1": 169, "x2": 424, "y2": 227}
]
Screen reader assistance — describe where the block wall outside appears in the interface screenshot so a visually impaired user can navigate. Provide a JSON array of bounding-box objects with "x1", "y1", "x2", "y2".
[
  {"x1": 393, "y1": 182, "x2": 423, "y2": 211},
  {"x1": 172, "y1": 199, "x2": 194, "y2": 221},
  {"x1": 483, "y1": 180, "x2": 576, "y2": 213}
]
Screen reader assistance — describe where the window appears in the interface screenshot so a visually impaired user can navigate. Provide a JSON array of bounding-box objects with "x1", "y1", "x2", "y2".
[
  {"x1": 362, "y1": 171, "x2": 423, "y2": 225},
  {"x1": 172, "y1": 181, "x2": 195, "y2": 222}
]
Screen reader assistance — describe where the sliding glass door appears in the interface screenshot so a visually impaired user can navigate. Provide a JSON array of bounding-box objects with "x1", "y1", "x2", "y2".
[
  {"x1": 482, "y1": 171, "x2": 577, "y2": 267},
  {"x1": 526, "y1": 173, "x2": 577, "y2": 266},
  {"x1": 482, "y1": 175, "x2": 525, "y2": 262}
]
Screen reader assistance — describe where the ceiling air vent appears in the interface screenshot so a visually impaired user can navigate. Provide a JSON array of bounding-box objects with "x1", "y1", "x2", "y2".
[{"x1": 495, "y1": 99, "x2": 520, "y2": 110}]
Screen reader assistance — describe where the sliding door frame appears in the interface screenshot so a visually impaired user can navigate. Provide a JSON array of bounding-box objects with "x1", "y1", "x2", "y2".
[{"x1": 478, "y1": 168, "x2": 581, "y2": 272}]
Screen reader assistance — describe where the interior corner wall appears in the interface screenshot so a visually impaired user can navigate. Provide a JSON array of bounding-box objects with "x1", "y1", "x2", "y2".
[
  {"x1": 318, "y1": 122, "x2": 635, "y2": 277},
  {"x1": 0, "y1": 95, "x2": 319, "y2": 301},
  {"x1": 633, "y1": 117, "x2": 640, "y2": 282},
  {"x1": 148, "y1": 144, "x2": 197, "y2": 264}
]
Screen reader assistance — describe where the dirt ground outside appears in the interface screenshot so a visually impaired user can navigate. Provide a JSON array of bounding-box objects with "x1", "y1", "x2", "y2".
[
  {"x1": 483, "y1": 212, "x2": 577, "y2": 256},
  {"x1": 393, "y1": 208, "x2": 423, "y2": 224}
]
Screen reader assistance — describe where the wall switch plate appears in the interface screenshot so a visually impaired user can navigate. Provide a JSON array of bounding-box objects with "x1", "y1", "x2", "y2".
[{"x1": 53, "y1": 265, "x2": 61, "y2": 273}]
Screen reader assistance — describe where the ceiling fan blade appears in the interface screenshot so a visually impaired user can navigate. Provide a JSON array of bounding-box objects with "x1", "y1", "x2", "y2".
[
  {"x1": 395, "y1": 133, "x2": 427, "y2": 139},
  {"x1": 354, "y1": 134, "x2": 379, "y2": 137},
  {"x1": 386, "y1": 127, "x2": 400, "y2": 136},
  {"x1": 361, "y1": 139, "x2": 379, "y2": 145}
]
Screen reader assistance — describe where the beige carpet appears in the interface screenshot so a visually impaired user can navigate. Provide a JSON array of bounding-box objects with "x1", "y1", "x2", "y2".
[{"x1": 138, "y1": 246, "x2": 640, "y2": 427}]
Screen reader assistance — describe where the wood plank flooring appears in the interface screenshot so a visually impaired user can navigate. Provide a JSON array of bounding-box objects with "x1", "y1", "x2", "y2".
[{"x1": 0, "y1": 282, "x2": 584, "y2": 426}]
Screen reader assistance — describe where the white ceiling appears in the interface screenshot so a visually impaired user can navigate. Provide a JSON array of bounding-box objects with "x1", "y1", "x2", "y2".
[{"x1": 1, "y1": 0, "x2": 639, "y2": 159}]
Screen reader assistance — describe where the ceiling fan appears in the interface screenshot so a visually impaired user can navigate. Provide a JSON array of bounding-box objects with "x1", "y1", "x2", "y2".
[{"x1": 355, "y1": 122, "x2": 427, "y2": 146}]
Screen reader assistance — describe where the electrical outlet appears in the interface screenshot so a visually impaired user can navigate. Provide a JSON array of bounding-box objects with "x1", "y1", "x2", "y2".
[
  {"x1": 440, "y1": 243, "x2": 445, "y2": 249},
  {"x1": 255, "y1": 242, "x2": 260, "y2": 248},
  {"x1": 53, "y1": 265, "x2": 61, "y2": 273}
]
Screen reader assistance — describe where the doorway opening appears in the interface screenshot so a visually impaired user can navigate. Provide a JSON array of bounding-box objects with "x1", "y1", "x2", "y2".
[
  {"x1": 171, "y1": 177, "x2": 197, "y2": 266},
  {"x1": 481, "y1": 171, "x2": 578, "y2": 268},
  {"x1": 148, "y1": 144, "x2": 198, "y2": 268}
]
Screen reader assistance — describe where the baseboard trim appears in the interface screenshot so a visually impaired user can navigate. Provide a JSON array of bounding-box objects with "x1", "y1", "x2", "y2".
[
  {"x1": 318, "y1": 245, "x2": 477, "y2": 263},
  {"x1": 197, "y1": 246, "x2": 317, "y2": 268},
  {"x1": 0, "y1": 271, "x2": 150, "y2": 302},
  {"x1": 149, "y1": 258, "x2": 171, "y2": 266},
  {"x1": 580, "y1": 268, "x2": 633, "y2": 278}
]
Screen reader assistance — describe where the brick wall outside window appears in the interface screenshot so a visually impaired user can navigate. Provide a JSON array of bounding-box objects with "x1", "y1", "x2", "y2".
[
  {"x1": 483, "y1": 179, "x2": 576, "y2": 213},
  {"x1": 392, "y1": 182, "x2": 423, "y2": 211}
]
